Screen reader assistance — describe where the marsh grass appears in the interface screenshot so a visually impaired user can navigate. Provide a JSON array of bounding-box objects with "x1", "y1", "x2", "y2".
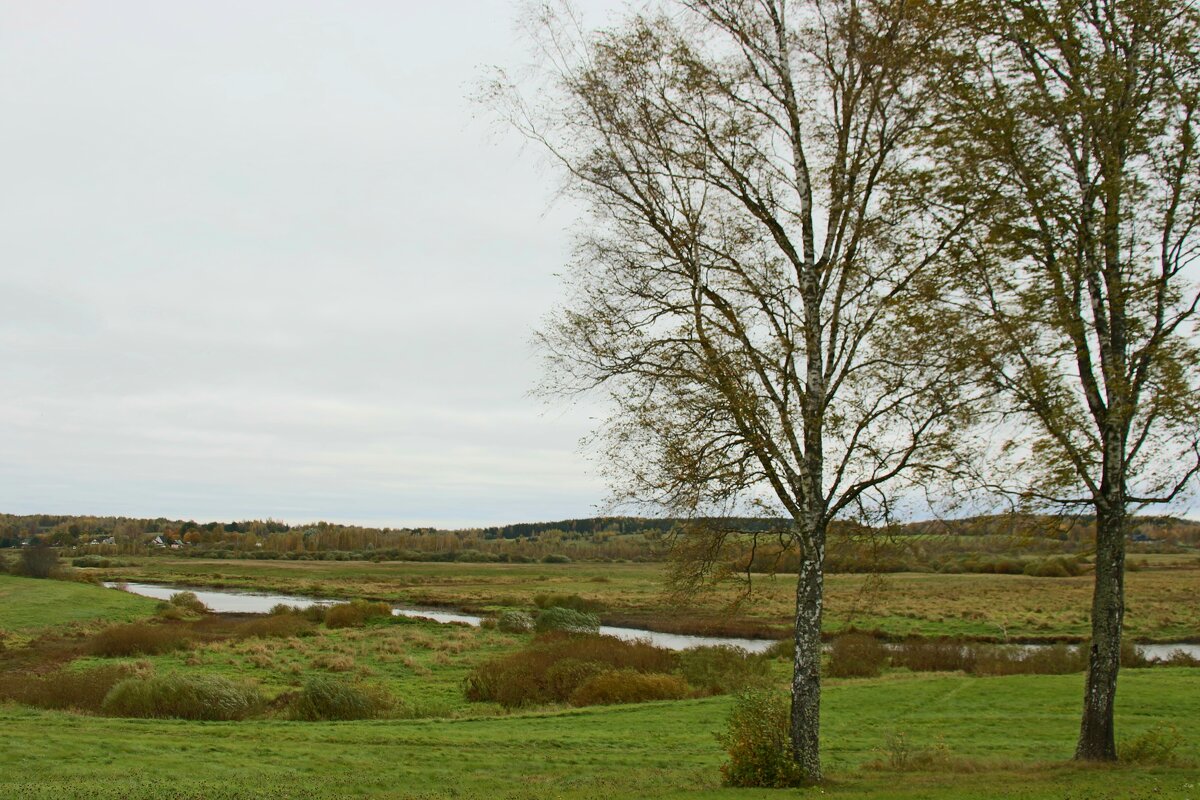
[
  {"x1": 828, "y1": 633, "x2": 888, "y2": 678},
  {"x1": 0, "y1": 662, "x2": 149, "y2": 713},
  {"x1": 568, "y1": 669, "x2": 692, "y2": 706},
  {"x1": 235, "y1": 615, "x2": 315, "y2": 639},
  {"x1": 89, "y1": 622, "x2": 192, "y2": 657},
  {"x1": 323, "y1": 601, "x2": 393, "y2": 629},
  {"x1": 101, "y1": 673, "x2": 264, "y2": 720},
  {"x1": 288, "y1": 675, "x2": 393, "y2": 721}
]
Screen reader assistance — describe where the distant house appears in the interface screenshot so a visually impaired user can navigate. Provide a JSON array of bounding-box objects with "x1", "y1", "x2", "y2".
[
  {"x1": 1130, "y1": 532, "x2": 1152, "y2": 543},
  {"x1": 151, "y1": 536, "x2": 166, "y2": 547}
]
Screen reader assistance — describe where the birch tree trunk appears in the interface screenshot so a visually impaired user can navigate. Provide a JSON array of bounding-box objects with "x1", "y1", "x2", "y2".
[{"x1": 790, "y1": 538, "x2": 825, "y2": 779}]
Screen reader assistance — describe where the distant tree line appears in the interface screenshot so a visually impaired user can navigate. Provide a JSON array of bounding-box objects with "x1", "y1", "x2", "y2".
[{"x1": 2, "y1": 512, "x2": 1194, "y2": 564}]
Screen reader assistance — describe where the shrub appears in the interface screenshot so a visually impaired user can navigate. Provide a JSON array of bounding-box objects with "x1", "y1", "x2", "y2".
[
  {"x1": 16, "y1": 543, "x2": 58, "y2": 579},
  {"x1": 72, "y1": 555, "x2": 115, "y2": 568},
  {"x1": 496, "y1": 610, "x2": 534, "y2": 633},
  {"x1": 867, "y1": 731, "x2": 954, "y2": 771},
  {"x1": 1158, "y1": 648, "x2": 1200, "y2": 667},
  {"x1": 466, "y1": 660, "x2": 543, "y2": 708},
  {"x1": 101, "y1": 673, "x2": 264, "y2": 720},
  {"x1": 236, "y1": 614, "x2": 315, "y2": 639},
  {"x1": 532, "y1": 593, "x2": 606, "y2": 613},
  {"x1": 453, "y1": 549, "x2": 501, "y2": 563},
  {"x1": 324, "y1": 600, "x2": 393, "y2": 628},
  {"x1": 762, "y1": 639, "x2": 792, "y2": 660},
  {"x1": 289, "y1": 676, "x2": 392, "y2": 721},
  {"x1": 301, "y1": 604, "x2": 330, "y2": 623},
  {"x1": 1120, "y1": 640, "x2": 1151, "y2": 668},
  {"x1": 89, "y1": 622, "x2": 191, "y2": 657},
  {"x1": 154, "y1": 603, "x2": 185, "y2": 620},
  {"x1": 543, "y1": 658, "x2": 607, "y2": 702},
  {"x1": 1122, "y1": 725, "x2": 1183, "y2": 765},
  {"x1": 677, "y1": 646, "x2": 769, "y2": 695},
  {"x1": 465, "y1": 633, "x2": 679, "y2": 708},
  {"x1": 890, "y1": 638, "x2": 974, "y2": 673},
  {"x1": 827, "y1": 633, "x2": 888, "y2": 678},
  {"x1": 168, "y1": 591, "x2": 209, "y2": 614},
  {"x1": 717, "y1": 688, "x2": 806, "y2": 788},
  {"x1": 1022, "y1": 556, "x2": 1084, "y2": 578},
  {"x1": 534, "y1": 607, "x2": 600, "y2": 635},
  {"x1": 568, "y1": 669, "x2": 691, "y2": 706},
  {"x1": 971, "y1": 643, "x2": 1086, "y2": 675},
  {"x1": 0, "y1": 663, "x2": 147, "y2": 714},
  {"x1": 541, "y1": 554, "x2": 572, "y2": 563}
]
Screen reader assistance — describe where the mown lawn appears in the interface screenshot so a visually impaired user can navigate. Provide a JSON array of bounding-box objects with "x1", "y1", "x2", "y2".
[{"x1": 1, "y1": 669, "x2": 1197, "y2": 799}]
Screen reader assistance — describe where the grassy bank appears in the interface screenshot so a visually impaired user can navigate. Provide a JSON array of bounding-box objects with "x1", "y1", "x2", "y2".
[
  {"x1": 2, "y1": 669, "x2": 1197, "y2": 799},
  {"x1": 91, "y1": 556, "x2": 1200, "y2": 641},
  {"x1": 0, "y1": 573, "x2": 158, "y2": 632}
]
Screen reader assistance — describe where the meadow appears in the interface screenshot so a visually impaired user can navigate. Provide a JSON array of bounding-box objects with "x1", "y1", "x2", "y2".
[
  {"x1": 2, "y1": 668, "x2": 1198, "y2": 799},
  {"x1": 1, "y1": 566, "x2": 1198, "y2": 799},
  {"x1": 90, "y1": 555, "x2": 1200, "y2": 641}
]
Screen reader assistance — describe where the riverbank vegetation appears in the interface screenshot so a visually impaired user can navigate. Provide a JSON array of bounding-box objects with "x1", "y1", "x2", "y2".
[{"x1": 68, "y1": 555, "x2": 1200, "y2": 642}]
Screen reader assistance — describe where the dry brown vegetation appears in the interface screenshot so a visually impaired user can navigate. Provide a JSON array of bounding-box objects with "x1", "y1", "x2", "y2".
[
  {"x1": 88, "y1": 622, "x2": 192, "y2": 657},
  {"x1": 568, "y1": 669, "x2": 692, "y2": 706},
  {"x1": 464, "y1": 633, "x2": 765, "y2": 709},
  {"x1": 0, "y1": 662, "x2": 150, "y2": 713}
]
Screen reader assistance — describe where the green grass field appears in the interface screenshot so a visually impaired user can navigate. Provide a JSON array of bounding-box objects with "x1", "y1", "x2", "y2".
[
  {"x1": 91, "y1": 555, "x2": 1200, "y2": 641},
  {"x1": 3, "y1": 570, "x2": 1198, "y2": 799},
  {"x1": 2, "y1": 669, "x2": 1197, "y2": 799},
  {"x1": 0, "y1": 573, "x2": 158, "y2": 632}
]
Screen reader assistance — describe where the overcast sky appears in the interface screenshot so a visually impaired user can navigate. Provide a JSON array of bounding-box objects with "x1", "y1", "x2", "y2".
[{"x1": 0, "y1": 0, "x2": 631, "y2": 528}]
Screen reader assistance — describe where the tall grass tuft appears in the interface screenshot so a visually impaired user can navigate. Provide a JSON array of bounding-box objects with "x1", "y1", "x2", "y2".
[
  {"x1": 289, "y1": 675, "x2": 393, "y2": 721},
  {"x1": 101, "y1": 673, "x2": 264, "y2": 720},
  {"x1": 89, "y1": 622, "x2": 191, "y2": 657}
]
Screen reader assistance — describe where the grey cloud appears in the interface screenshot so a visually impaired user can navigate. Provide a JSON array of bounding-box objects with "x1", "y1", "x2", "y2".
[{"x1": 0, "y1": 0, "x2": 619, "y2": 526}]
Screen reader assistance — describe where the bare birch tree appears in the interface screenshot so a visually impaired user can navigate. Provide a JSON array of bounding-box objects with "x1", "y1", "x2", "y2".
[
  {"x1": 932, "y1": 0, "x2": 1200, "y2": 762},
  {"x1": 489, "y1": 0, "x2": 972, "y2": 780}
]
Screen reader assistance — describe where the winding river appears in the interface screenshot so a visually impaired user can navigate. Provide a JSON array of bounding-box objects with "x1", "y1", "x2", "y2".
[
  {"x1": 104, "y1": 582, "x2": 779, "y2": 653},
  {"x1": 105, "y1": 581, "x2": 1200, "y2": 660}
]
